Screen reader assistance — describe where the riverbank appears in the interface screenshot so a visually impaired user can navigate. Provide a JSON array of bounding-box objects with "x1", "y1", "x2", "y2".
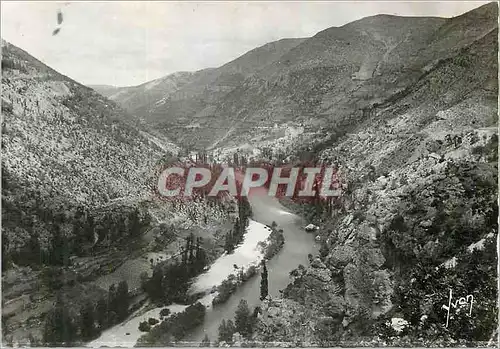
[
  {"x1": 87, "y1": 219, "x2": 272, "y2": 347},
  {"x1": 184, "y1": 193, "x2": 318, "y2": 344},
  {"x1": 88, "y1": 191, "x2": 319, "y2": 347}
]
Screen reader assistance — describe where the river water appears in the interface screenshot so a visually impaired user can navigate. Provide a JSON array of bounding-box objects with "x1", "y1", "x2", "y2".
[
  {"x1": 89, "y1": 187, "x2": 318, "y2": 347},
  {"x1": 184, "y1": 189, "x2": 319, "y2": 343}
]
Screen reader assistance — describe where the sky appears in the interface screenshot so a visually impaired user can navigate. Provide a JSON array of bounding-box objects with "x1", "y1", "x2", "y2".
[{"x1": 1, "y1": 1, "x2": 491, "y2": 87}]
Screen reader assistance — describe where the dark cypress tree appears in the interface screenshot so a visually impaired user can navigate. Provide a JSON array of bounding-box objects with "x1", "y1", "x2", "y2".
[
  {"x1": 96, "y1": 297, "x2": 107, "y2": 331},
  {"x1": 80, "y1": 302, "x2": 95, "y2": 340},
  {"x1": 50, "y1": 225, "x2": 70, "y2": 266},
  {"x1": 84, "y1": 215, "x2": 95, "y2": 243},
  {"x1": 217, "y1": 319, "x2": 227, "y2": 343},
  {"x1": 224, "y1": 232, "x2": 234, "y2": 253},
  {"x1": 107, "y1": 284, "x2": 117, "y2": 325},
  {"x1": 181, "y1": 241, "x2": 189, "y2": 266},
  {"x1": 200, "y1": 334, "x2": 210, "y2": 347},
  {"x1": 43, "y1": 294, "x2": 76, "y2": 346},
  {"x1": 260, "y1": 260, "x2": 268, "y2": 301},
  {"x1": 195, "y1": 237, "x2": 207, "y2": 273},
  {"x1": 234, "y1": 218, "x2": 241, "y2": 238},
  {"x1": 148, "y1": 267, "x2": 164, "y2": 302},
  {"x1": 234, "y1": 299, "x2": 253, "y2": 339},
  {"x1": 2, "y1": 233, "x2": 11, "y2": 271},
  {"x1": 225, "y1": 320, "x2": 235, "y2": 343},
  {"x1": 218, "y1": 319, "x2": 235, "y2": 343},
  {"x1": 188, "y1": 233, "x2": 195, "y2": 267},
  {"x1": 116, "y1": 281, "x2": 129, "y2": 321}
]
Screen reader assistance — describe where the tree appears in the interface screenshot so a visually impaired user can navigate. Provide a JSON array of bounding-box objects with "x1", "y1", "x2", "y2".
[
  {"x1": 225, "y1": 320, "x2": 235, "y2": 343},
  {"x1": 140, "y1": 271, "x2": 149, "y2": 292},
  {"x1": 139, "y1": 321, "x2": 151, "y2": 332},
  {"x1": 147, "y1": 267, "x2": 164, "y2": 302},
  {"x1": 50, "y1": 225, "x2": 70, "y2": 266},
  {"x1": 235, "y1": 299, "x2": 253, "y2": 339},
  {"x1": 96, "y1": 298, "x2": 107, "y2": 330},
  {"x1": 116, "y1": 281, "x2": 129, "y2": 321},
  {"x1": 200, "y1": 334, "x2": 210, "y2": 347},
  {"x1": 260, "y1": 260, "x2": 269, "y2": 301},
  {"x1": 218, "y1": 319, "x2": 227, "y2": 343},
  {"x1": 195, "y1": 237, "x2": 207, "y2": 273},
  {"x1": 148, "y1": 318, "x2": 159, "y2": 326},
  {"x1": 107, "y1": 284, "x2": 117, "y2": 325},
  {"x1": 43, "y1": 294, "x2": 77, "y2": 346},
  {"x1": 224, "y1": 232, "x2": 234, "y2": 253},
  {"x1": 160, "y1": 308, "x2": 171, "y2": 318},
  {"x1": 187, "y1": 233, "x2": 195, "y2": 267},
  {"x1": 80, "y1": 302, "x2": 95, "y2": 341},
  {"x1": 252, "y1": 306, "x2": 261, "y2": 319},
  {"x1": 218, "y1": 319, "x2": 235, "y2": 343}
]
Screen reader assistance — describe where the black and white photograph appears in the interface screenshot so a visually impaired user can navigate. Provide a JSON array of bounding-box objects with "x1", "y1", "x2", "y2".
[{"x1": 1, "y1": 1, "x2": 498, "y2": 347}]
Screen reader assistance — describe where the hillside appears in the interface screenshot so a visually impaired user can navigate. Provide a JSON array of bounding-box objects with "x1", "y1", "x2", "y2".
[
  {"x1": 1, "y1": 40, "x2": 233, "y2": 345},
  {"x1": 1, "y1": 38, "x2": 171, "y2": 231},
  {"x1": 98, "y1": 3, "x2": 497, "y2": 155},
  {"x1": 90, "y1": 71, "x2": 196, "y2": 119},
  {"x1": 95, "y1": 38, "x2": 306, "y2": 148},
  {"x1": 1, "y1": 2, "x2": 498, "y2": 346},
  {"x1": 250, "y1": 4, "x2": 498, "y2": 346}
]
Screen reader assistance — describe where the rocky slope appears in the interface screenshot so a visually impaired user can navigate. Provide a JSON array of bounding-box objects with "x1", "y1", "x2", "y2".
[
  {"x1": 251, "y1": 3, "x2": 498, "y2": 346},
  {"x1": 1, "y1": 40, "x2": 234, "y2": 345}
]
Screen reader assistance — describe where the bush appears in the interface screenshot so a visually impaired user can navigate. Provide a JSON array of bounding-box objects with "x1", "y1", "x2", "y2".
[
  {"x1": 212, "y1": 276, "x2": 238, "y2": 306},
  {"x1": 169, "y1": 302, "x2": 206, "y2": 341},
  {"x1": 139, "y1": 321, "x2": 151, "y2": 332},
  {"x1": 242, "y1": 265, "x2": 257, "y2": 281},
  {"x1": 148, "y1": 317, "x2": 159, "y2": 326},
  {"x1": 260, "y1": 225, "x2": 285, "y2": 260},
  {"x1": 160, "y1": 308, "x2": 171, "y2": 318}
]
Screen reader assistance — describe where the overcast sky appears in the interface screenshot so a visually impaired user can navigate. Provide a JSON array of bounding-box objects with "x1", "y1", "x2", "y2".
[{"x1": 1, "y1": 1, "x2": 490, "y2": 87}]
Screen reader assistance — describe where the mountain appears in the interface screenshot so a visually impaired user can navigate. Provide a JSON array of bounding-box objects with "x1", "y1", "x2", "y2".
[
  {"x1": 250, "y1": 3, "x2": 498, "y2": 345},
  {"x1": 94, "y1": 38, "x2": 306, "y2": 148},
  {"x1": 98, "y1": 3, "x2": 497, "y2": 155},
  {"x1": 2, "y1": 38, "x2": 240, "y2": 345},
  {"x1": 92, "y1": 2, "x2": 498, "y2": 345},
  {"x1": 1, "y1": 41, "x2": 174, "y2": 207},
  {"x1": 89, "y1": 71, "x2": 196, "y2": 118},
  {"x1": 87, "y1": 84, "x2": 121, "y2": 97},
  {"x1": 2, "y1": 2, "x2": 498, "y2": 346}
]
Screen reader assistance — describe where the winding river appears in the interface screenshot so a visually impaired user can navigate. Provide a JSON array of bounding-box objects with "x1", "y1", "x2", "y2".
[
  {"x1": 185, "y1": 189, "x2": 319, "y2": 343},
  {"x1": 89, "y1": 185, "x2": 318, "y2": 347}
]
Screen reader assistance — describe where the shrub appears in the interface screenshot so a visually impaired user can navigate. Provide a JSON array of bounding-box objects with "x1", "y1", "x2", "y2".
[
  {"x1": 160, "y1": 308, "x2": 171, "y2": 318},
  {"x1": 139, "y1": 321, "x2": 151, "y2": 332},
  {"x1": 148, "y1": 317, "x2": 159, "y2": 326},
  {"x1": 212, "y1": 276, "x2": 238, "y2": 306},
  {"x1": 169, "y1": 302, "x2": 206, "y2": 341}
]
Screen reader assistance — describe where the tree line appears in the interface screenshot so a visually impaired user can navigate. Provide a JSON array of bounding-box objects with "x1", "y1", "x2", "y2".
[
  {"x1": 216, "y1": 299, "x2": 261, "y2": 345},
  {"x1": 137, "y1": 302, "x2": 206, "y2": 345},
  {"x1": 224, "y1": 197, "x2": 252, "y2": 253},
  {"x1": 211, "y1": 259, "x2": 268, "y2": 345},
  {"x1": 142, "y1": 233, "x2": 208, "y2": 304},
  {"x1": 43, "y1": 280, "x2": 130, "y2": 346},
  {"x1": 2, "y1": 173, "x2": 151, "y2": 270}
]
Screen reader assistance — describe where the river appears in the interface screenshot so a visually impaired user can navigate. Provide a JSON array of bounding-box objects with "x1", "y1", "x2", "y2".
[
  {"x1": 184, "y1": 189, "x2": 319, "y2": 343},
  {"x1": 89, "y1": 185, "x2": 318, "y2": 347}
]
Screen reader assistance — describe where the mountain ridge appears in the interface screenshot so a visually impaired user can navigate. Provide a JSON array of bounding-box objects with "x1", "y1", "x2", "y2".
[{"x1": 94, "y1": 3, "x2": 497, "y2": 151}]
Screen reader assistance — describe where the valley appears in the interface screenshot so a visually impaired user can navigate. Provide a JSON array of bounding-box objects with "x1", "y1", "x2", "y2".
[{"x1": 2, "y1": 2, "x2": 498, "y2": 347}]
